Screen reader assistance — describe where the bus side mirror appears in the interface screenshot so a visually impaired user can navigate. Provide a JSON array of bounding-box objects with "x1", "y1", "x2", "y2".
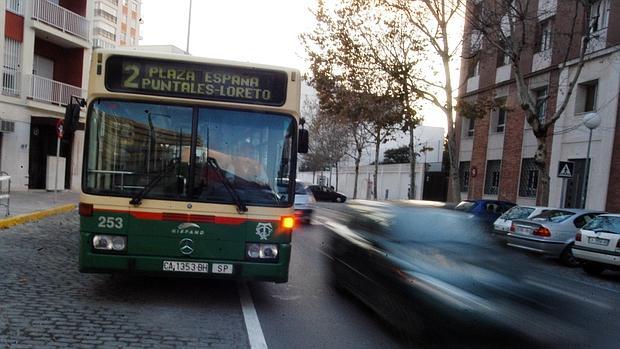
[
  {"x1": 298, "y1": 129, "x2": 309, "y2": 153},
  {"x1": 64, "y1": 97, "x2": 85, "y2": 133}
]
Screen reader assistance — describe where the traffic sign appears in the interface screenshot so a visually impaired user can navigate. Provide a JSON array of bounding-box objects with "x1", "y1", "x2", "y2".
[
  {"x1": 557, "y1": 161, "x2": 574, "y2": 178},
  {"x1": 56, "y1": 119, "x2": 64, "y2": 139}
]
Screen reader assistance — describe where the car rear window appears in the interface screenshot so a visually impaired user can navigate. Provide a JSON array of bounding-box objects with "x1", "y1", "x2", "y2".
[
  {"x1": 501, "y1": 206, "x2": 535, "y2": 220},
  {"x1": 531, "y1": 209, "x2": 574, "y2": 223},
  {"x1": 455, "y1": 201, "x2": 476, "y2": 212},
  {"x1": 583, "y1": 216, "x2": 620, "y2": 234}
]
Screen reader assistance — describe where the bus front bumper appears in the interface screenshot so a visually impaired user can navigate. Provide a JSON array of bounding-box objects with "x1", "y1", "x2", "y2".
[{"x1": 79, "y1": 245, "x2": 291, "y2": 283}]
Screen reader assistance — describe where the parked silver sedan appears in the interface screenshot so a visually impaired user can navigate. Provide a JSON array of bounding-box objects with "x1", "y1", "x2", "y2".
[
  {"x1": 507, "y1": 209, "x2": 604, "y2": 266},
  {"x1": 493, "y1": 205, "x2": 551, "y2": 240}
]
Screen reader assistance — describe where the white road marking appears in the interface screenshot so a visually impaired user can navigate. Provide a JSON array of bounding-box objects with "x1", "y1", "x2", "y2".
[{"x1": 238, "y1": 282, "x2": 268, "y2": 349}]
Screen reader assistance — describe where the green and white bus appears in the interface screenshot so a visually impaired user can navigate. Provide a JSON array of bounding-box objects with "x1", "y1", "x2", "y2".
[{"x1": 77, "y1": 49, "x2": 306, "y2": 283}]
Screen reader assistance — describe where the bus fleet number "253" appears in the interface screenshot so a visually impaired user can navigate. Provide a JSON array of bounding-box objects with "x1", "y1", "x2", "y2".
[{"x1": 98, "y1": 216, "x2": 123, "y2": 229}]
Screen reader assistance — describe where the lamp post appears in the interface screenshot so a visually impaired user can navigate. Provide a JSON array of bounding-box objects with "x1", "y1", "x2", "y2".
[{"x1": 580, "y1": 112, "x2": 601, "y2": 208}]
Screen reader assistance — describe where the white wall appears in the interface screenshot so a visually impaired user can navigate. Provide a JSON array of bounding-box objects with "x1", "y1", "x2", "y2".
[
  {"x1": 549, "y1": 49, "x2": 620, "y2": 210},
  {"x1": 298, "y1": 162, "x2": 428, "y2": 201}
]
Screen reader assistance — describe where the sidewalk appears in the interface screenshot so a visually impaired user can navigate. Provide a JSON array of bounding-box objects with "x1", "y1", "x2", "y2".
[{"x1": 0, "y1": 190, "x2": 79, "y2": 228}]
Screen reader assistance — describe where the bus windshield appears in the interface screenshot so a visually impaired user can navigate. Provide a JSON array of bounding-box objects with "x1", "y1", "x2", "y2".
[{"x1": 84, "y1": 99, "x2": 294, "y2": 207}]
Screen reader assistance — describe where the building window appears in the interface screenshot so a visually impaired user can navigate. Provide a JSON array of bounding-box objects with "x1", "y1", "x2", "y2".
[
  {"x1": 2, "y1": 38, "x2": 22, "y2": 96},
  {"x1": 493, "y1": 98, "x2": 507, "y2": 133},
  {"x1": 6, "y1": 0, "x2": 24, "y2": 15},
  {"x1": 463, "y1": 117, "x2": 475, "y2": 138},
  {"x1": 575, "y1": 81, "x2": 598, "y2": 113},
  {"x1": 470, "y1": 29, "x2": 482, "y2": 53},
  {"x1": 468, "y1": 59, "x2": 480, "y2": 78},
  {"x1": 131, "y1": 1, "x2": 138, "y2": 12},
  {"x1": 534, "y1": 87, "x2": 548, "y2": 123},
  {"x1": 589, "y1": 0, "x2": 610, "y2": 32},
  {"x1": 484, "y1": 160, "x2": 501, "y2": 195},
  {"x1": 538, "y1": 19, "x2": 553, "y2": 52},
  {"x1": 122, "y1": 0, "x2": 128, "y2": 6},
  {"x1": 94, "y1": 27, "x2": 116, "y2": 41},
  {"x1": 459, "y1": 161, "x2": 470, "y2": 192},
  {"x1": 519, "y1": 158, "x2": 539, "y2": 197}
]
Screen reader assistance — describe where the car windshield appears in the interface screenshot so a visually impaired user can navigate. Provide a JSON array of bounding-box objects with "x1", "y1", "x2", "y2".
[
  {"x1": 84, "y1": 99, "x2": 294, "y2": 206},
  {"x1": 583, "y1": 216, "x2": 620, "y2": 233},
  {"x1": 454, "y1": 201, "x2": 476, "y2": 212},
  {"x1": 531, "y1": 209, "x2": 575, "y2": 223},
  {"x1": 500, "y1": 206, "x2": 535, "y2": 220}
]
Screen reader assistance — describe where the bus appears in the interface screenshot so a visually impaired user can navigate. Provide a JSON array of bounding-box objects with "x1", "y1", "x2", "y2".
[{"x1": 74, "y1": 49, "x2": 307, "y2": 283}]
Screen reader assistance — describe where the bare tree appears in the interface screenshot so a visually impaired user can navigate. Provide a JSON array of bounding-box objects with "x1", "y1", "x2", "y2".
[
  {"x1": 301, "y1": 0, "x2": 423, "y2": 200},
  {"x1": 379, "y1": 0, "x2": 464, "y2": 203},
  {"x1": 462, "y1": 0, "x2": 596, "y2": 205},
  {"x1": 300, "y1": 98, "x2": 350, "y2": 185}
]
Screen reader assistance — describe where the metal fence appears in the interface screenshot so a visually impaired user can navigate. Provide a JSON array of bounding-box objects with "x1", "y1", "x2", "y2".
[
  {"x1": 27, "y1": 74, "x2": 85, "y2": 106},
  {"x1": 32, "y1": 0, "x2": 90, "y2": 41}
]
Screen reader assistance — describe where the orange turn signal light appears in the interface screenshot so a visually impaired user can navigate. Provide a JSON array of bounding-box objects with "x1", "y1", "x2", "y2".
[{"x1": 281, "y1": 216, "x2": 295, "y2": 230}]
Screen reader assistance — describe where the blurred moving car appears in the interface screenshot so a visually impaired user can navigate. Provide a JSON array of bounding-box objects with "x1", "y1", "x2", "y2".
[
  {"x1": 493, "y1": 205, "x2": 551, "y2": 239},
  {"x1": 507, "y1": 209, "x2": 603, "y2": 266},
  {"x1": 308, "y1": 185, "x2": 347, "y2": 202},
  {"x1": 454, "y1": 199, "x2": 515, "y2": 223},
  {"x1": 573, "y1": 214, "x2": 620, "y2": 275},
  {"x1": 294, "y1": 181, "x2": 315, "y2": 224},
  {"x1": 323, "y1": 200, "x2": 586, "y2": 346}
]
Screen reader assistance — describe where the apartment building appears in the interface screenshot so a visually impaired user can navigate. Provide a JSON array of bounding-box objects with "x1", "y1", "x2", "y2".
[
  {"x1": 0, "y1": 0, "x2": 93, "y2": 190},
  {"x1": 457, "y1": 0, "x2": 620, "y2": 211},
  {"x1": 92, "y1": 0, "x2": 140, "y2": 48}
]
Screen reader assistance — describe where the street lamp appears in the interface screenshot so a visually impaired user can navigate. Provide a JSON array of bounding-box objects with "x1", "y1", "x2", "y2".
[{"x1": 580, "y1": 112, "x2": 601, "y2": 208}]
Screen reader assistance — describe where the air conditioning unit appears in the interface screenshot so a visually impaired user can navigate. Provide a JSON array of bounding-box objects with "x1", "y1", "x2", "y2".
[{"x1": 0, "y1": 120, "x2": 15, "y2": 133}]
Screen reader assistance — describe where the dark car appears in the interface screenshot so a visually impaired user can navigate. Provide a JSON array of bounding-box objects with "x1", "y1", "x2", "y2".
[
  {"x1": 323, "y1": 200, "x2": 594, "y2": 346},
  {"x1": 454, "y1": 199, "x2": 515, "y2": 223},
  {"x1": 308, "y1": 185, "x2": 347, "y2": 202}
]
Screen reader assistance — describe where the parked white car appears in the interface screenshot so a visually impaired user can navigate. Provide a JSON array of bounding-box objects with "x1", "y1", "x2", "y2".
[
  {"x1": 573, "y1": 214, "x2": 620, "y2": 275},
  {"x1": 493, "y1": 205, "x2": 551, "y2": 239}
]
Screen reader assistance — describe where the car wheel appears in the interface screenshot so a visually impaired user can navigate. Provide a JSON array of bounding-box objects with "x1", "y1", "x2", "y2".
[
  {"x1": 583, "y1": 262, "x2": 605, "y2": 276},
  {"x1": 335, "y1": 197, "x2": 342, "y2": 203},
  {"x1": 560, "y1": 243, "x2": 580, "y2": 267}
]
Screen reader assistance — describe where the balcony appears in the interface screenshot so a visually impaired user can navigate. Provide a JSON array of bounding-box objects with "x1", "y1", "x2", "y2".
[
  {"x1": 31, "y1": 0, "x2": 90, "y2": 45},
  {"x1": 27, "y1": 74, "x2": 85, "y2": 107}
]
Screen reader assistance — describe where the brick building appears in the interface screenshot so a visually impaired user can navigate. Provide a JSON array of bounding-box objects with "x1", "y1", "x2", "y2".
[
  {"x1": 0, "y1": 0, "x2": 93, "y2": 190},
  {"x1": 456, "y1": 0, "x2": 620, "y2": 211}
]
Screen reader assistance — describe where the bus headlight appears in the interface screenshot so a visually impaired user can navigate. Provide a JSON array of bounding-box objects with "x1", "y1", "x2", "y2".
[
  {"x1": 93, "y1": 235, "x2": 127, "y2": 251},
  {"x1": 245, "y1": 243, "x2": 278, "y2": 260}
]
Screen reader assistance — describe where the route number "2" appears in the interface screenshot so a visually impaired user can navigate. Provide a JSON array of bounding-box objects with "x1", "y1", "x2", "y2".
[{"x1": 98, "y1": 216, "x2": 123, "y2": 229}]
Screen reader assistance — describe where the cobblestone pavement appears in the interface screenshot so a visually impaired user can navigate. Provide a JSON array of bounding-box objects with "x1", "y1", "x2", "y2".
[{"x1": 0, "y1": 211, "x2": 249, "y2": 348}]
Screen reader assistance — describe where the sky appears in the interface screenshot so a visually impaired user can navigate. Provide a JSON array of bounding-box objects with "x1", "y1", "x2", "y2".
[{"x1": 139, "y1": 0, "x2": 461, "y2": 130}]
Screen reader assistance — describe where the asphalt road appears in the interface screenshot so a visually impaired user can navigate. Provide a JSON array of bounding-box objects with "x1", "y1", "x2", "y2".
[{"x1": 1, "y1": 207, "x2": 619, "y2": 348}]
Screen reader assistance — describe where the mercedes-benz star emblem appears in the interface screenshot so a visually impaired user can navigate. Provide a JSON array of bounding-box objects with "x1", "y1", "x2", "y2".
[{"x1": 179, "y1": 238, "x2": 194, "y2": 255}]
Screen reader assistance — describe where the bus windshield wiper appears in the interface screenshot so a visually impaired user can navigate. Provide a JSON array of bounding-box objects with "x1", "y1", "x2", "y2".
[
  {"x1": 207, "y1": 157, "x2": 248, "y2": 214},
  {"x1": 130, "y1": 159, "x2": 177, "y2": 206}
]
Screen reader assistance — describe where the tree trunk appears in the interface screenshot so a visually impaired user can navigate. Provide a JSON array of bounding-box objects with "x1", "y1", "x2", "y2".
[
  {"x1": 373, "y1": 128, "x2": 381, "y2": 200},
  {"x1": 409, "y1": 123, "x2": 416, "y2": 200},
  {"x1": 353, "y1": 147, "x2": 362, "y2": 199},
  {"x1": 446, "y1": 126, "x2": 461, "y2": 203},
  {"x1": 535, "y1": 136, "x2": 550, "y2": 206},
  {"x1": 335, "y1": 162, "x2": 339, "y2": 191}
]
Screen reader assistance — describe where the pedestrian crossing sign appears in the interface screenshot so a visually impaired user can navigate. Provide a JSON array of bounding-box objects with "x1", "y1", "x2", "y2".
[{"x1": 557, "y1": 161, "x2": 574, "y2": 178}]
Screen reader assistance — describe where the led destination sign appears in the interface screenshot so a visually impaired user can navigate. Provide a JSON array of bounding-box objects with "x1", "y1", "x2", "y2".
[{"x1": 105, "y1": 56, "x2": 288, "y2": 106}]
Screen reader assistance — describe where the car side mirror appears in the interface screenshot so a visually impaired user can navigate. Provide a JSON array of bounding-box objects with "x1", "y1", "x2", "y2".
[{"x1": 298, "y1": 129, "x2": 309, "y2": 153}]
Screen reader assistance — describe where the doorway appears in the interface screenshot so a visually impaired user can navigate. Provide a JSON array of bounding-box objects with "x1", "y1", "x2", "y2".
[
  {"x1": 28, "y1": 117, "x2": 73, "y2": 189},
  {"x1": 564, "y1": 158, "x2": 586, "y2": 208}
]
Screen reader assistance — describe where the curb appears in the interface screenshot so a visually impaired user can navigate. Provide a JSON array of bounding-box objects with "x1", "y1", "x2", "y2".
[{"x1": 0, "y1": 204, "x2": 77, "y2": 229}]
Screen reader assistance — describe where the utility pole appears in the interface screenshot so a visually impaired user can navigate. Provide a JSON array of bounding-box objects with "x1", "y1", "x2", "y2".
[{"x1": 186, "y1": 0, "x2": 193, "y2": 54}]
